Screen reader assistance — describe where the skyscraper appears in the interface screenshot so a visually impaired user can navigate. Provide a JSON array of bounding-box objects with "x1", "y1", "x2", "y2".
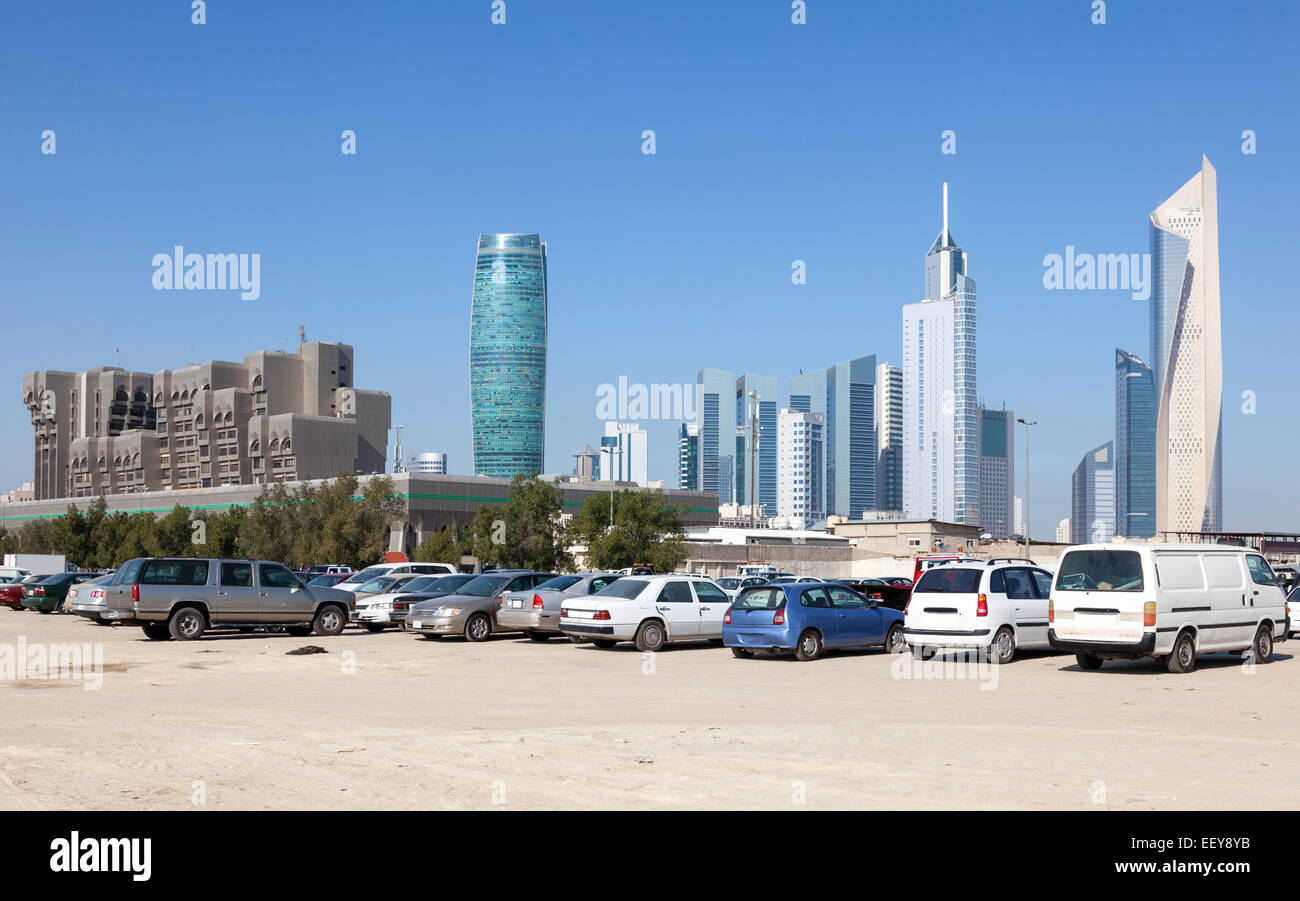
[
  {"x1": 1115, "y1": 348, "x2": 1156, "y2": 538},
  {"x1": 602, "y1": 421, "x2": 648, "y2": 486},
  {"x1": 696, "y1": 368, "x2": 735, "y2": 503},
  {"x1": 1072, "y1": 441, "x2": 1116, "y2": 545},
  {"x1": 1150, "y1": 156, "x2": 1222, "y2": 533},
  {"x1": 789, "y1": 368, "x2": 827, "y2": 515},
  {"x1": 677, "y1": 423, "x2": 698, "y2": 491},
  {"x1": 735, "y1": 373, "x2": 778, "y2": 516},
  {"x1": 470, "y1": 233, "x2": 547, "y2": 478},
  {"x1": 825, "y1": 355, "x2": 876, "y2": 519},
  {"x1": 572, "y1": 443, "x2": 600, "y2": 480},
  {"x1": 903, "y1": 184, "x2": 979, "y2": 525},
  {"x1": 778, "y1": 409, "x2": 824, "y2": 523},
  {"x1": 874, "y1": 362, "x2": 903, "y2": 512},
  {"x1": 978, "y1": 405, "x2": 1015, "y2": 539}
]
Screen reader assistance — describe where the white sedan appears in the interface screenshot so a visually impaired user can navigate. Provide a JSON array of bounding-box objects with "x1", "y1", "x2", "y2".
[{"x1": 558, "y1": 574, "x2": 732, "y2": 652}]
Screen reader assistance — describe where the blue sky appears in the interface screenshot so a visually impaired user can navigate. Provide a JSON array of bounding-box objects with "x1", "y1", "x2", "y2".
[{"x1": 1, "y1": 0, "x2": 1296, "y2": 536}]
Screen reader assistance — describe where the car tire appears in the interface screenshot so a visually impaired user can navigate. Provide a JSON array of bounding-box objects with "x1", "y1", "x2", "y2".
[
  {"x1": 57, "y1": 599, "x2": 68, "y2": 614},
  {"x1": 169, "y1": 606, "x2": 207, "y2": 641},
  {"x1": 363, "y1": 624, "x2": 386, "y2": 633},
  {"x1": 465, "y1": 613, "x2": 492, "y2": 642},
  {"x1": 525, "y1": 630, "x2": 550, "y2": 642},
  {"x1": 731, "y1": 647, "x2": 755, "y2": 659},
  {"x1": 989, "y1": 627, "x2": 1015, "y2": 665},
  {"x1": 141, "y1": 623, "x2": 171, "y2": 641},
  {"x1": 1166, "y1": 631, "x2": 1197, "y2": 674},
  {"x1": 312, "y1": 605, "x2": 347, "y2": 637},
  {"x1": 634, "y1": 620, "x2": 666, "y2": 653},
  {"x1": 1251, "y1": 624, "x2": 1274, "y2": 664},
  {"x1": 591, "y1": 638, "x2": 619, "y2": 649},
  {"x1": 795, "y1": 629, "x2": 823, "y2": 662},
  {"x1": 1075, "y1": 652, "x2": 1105, "y2": 670},
  {"x1": 884, "y1": 623, "x2": 906, "y2": 654}
]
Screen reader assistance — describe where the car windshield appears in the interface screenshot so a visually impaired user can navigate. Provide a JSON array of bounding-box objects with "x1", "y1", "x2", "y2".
[
  {"x1": 423, "y1": 574, "x2": 474, "y2": 592},
  {"x1": 458, "y1": 575, "x2": 511, "y2": 596},
  {"x1": 347, "y1": 567, "x2": 389, "y2": 584},
  {"x1": 308, "y1": 574, "x2": 342, "y2": 586},
  {"x1": 594, "y1": 579, "x2": 649, "y2": 600},
  {"x1": 1057, "y1": 550, "x2": 1144, "y2": 591},
  {"x1": 913, "y1": 568, "x2": 983, "y2": 594},
  {"x1": 359, "y1": 577, "x2": 396, "y2": 593}
]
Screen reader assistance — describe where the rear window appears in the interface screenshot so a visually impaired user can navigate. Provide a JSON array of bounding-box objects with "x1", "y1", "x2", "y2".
[
  {"x1": 913, "y1": 568, "x2": 982, "y2": 594},
  {"x1": 736, "y1": 587, "x2": 785, "y2": 609},
  {"x1": 595, "y1": 579, "x2": 650, "y2": 600},
  {"x1": 141, "y1": 559, "x2": 209, "y2": 586},
  {"x1": 535, "y1": 575, "x2": 581, "y2": 592},
  {"x1": 1057, "y1": 550, "x2": 1144, "y2": 591}
]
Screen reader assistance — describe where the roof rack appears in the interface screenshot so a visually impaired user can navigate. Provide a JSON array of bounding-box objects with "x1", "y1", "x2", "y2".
[{"x1": 985, "y1": 558, "x2": 1037, "y2": 566}]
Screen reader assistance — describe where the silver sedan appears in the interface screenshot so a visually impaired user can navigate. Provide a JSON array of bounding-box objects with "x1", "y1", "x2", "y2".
[{"x1": 496, "y1": 573, "x2": 624, "y2": 641}]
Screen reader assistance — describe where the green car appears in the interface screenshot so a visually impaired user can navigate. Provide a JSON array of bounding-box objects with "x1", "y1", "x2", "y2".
[{"x1": 22, "y1": 572, "x2": 104, "y2": 614}]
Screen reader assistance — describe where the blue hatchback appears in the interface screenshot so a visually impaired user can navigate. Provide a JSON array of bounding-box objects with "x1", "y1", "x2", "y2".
[{"x1": 722, "y1": 582, "x2": 906, "y2": 661}]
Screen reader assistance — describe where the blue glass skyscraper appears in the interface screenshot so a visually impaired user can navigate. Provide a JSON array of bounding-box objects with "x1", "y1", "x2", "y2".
[
  {"x1": 1115, "y1": 348, "x2": 1156, "y2": 538},
  {"x1": 826, "y1": 355, "x2": 877, "y2": 519},
  {"x1": 736, "y1": 373, "x2": 778, "y2": 516},
  {"x1": 470, "y1": 233, "x2": 547, "y2": 478}
]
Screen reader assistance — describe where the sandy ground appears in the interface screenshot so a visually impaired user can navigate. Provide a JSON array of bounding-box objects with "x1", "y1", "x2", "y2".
[{"x1": 1, "y1": 610, "x2": 1296, "y2": 810}]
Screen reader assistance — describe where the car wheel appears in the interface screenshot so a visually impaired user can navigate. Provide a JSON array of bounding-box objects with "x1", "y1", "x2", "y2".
[
  {"x1": 1251, "y1": 625, "x2": 1274, "y2": 664},
  {"x1": 795, "y1": 629, "x2": 823, "y2": 662},
  {"x1": 1166, "y1": 631, "x2": 1196, "y2": 674},
  {"x1": 525, "y1": 630, "x2": 550, "y2": 642},
  {"x1": 169, "y1": 606, "x2": 207, "y2": 641},
  {"x1": 141, "y1": 623, "x2": 171, "y2": 641},
  {"x1": 634, "y1": 620, "x2": 666, "y2": 653},
  {"x1": 1075, "y1": 652, "x2": 1105, "y2": 670},
  {"x1": 591, "y1": 638, "x2": 619, "y2": 649},
  {"x1": 883, "y1": 623, "x2": 906, "y2": 654},
  {"x1": 363, "y1": 624, "x2": 386, "y2": 633},
  {"x1": 313, "y1": 605, "x2": 347, "y2": 636},
  {"x1": 57, "y1": 599, "x2": 68, "y2": 614},
  {"x1": 989, "y1": 627, "x2": 1015, "y2": 665},
  {"x1": 731, "y1": 647, "x2": 755, "y2": 659},
  {"x1": 465, "y1": 613, "x2": 492, "y2": 642}
]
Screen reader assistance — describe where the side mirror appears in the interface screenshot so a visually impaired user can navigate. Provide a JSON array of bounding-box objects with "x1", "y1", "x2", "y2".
[{"x1": 291, "y1": 585, "x2": 301, "y2": 593}]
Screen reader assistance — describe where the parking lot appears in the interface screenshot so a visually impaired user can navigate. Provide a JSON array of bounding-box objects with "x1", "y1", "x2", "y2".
[{"x1": 2, "y1": 613, "x2": 1297, "y2": 810}]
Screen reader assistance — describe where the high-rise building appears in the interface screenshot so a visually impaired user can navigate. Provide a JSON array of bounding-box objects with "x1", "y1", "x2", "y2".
[
  {"x1": 777, "y1": 409, "x2": 824, "y2": 523},
  {"x1": 1072, "y1": 441, "x2": 1116, "y2": 545},
  {"x1": 903, "y1": 183, "x2": 979, "y2": 526},
  {"x1": 789, "y1": 368, "x2": 827, "y2": 515},
  {"x1": 1056, "y1": 518, "x2": 1072, "y2": 543},
  {"x1": 978, "y1": 405, "x2": 1015, "y2": 540},
  {"x1": 677, "y1": 423, "x2": 698, "y2": 491},
  {"x1": 470, "y1": 233, "x2": 547, "y2": 479},
  {"x1": 602, "y1": 422, "x2": 648, "y2": 486},
  {"x1": 825, "y1": 355, "x2": 876, "y2": 519},
  {"x1": 1115, "y1": 349, "x2": 1157, "y2": 538},
  {"x1": 874, "y1": 362, "x2": 903, "y2": 512},
  {"x1": 1014, "y1": 496, "x2": 1024, "y2": 538},
  {"x1": 696, "y1": 368, "x2": 735, "y2": 503},
  {"x1": 1150, "y1": 157, "x2": 1222, "y2": 532},
  {"x1": 409, "y1": 452, "x2": 448, "y2": 474},
  {"x1": 21, "y1": 342, "x2": 391, "y2": 499},
  {"x1": 735, "y1": 374, "x2": 778, "y2": 516},
  {"x1": 572, "y1": 444, "x2": 600, "y2": 480}
]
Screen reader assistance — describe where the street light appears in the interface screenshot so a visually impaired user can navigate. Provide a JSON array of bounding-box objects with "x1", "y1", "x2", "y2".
[
  {"x1": 601, "y1": 438, "x2": 624, "y2": 529},
  {"x1": 1016, "y1": 418, "x2": 1037, "y2": 560}
]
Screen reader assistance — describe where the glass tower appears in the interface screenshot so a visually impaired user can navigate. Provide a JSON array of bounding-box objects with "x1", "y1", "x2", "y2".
[
  {"x1": 736, "y1": 373, "x2": 778, "y2": 516},
  {"x1": 826, "y1": 355, "x2": 876, "y2": 519},
  {"x1": 1072, "y1": 441, "x2": 1116, "y2": 544},
  {"x1": 697, "y1": 368, "x2": 735, "y2": 503},
  {"x1": 470, "y1": 234, "x2": 547, "y2": 478},
  {"x1": 1115, "y1": 349, "x2": 1156, "y2": 538}
]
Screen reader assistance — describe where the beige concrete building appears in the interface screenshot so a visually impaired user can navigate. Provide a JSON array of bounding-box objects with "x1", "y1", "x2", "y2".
[{"x1": 22, "y1": 342, "x2": 390, "y2": 499}]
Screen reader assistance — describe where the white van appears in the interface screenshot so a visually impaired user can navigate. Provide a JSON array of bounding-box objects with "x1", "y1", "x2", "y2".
[{"x1": 1048, "y1": 544, "x2": 1288, "y2": 673}]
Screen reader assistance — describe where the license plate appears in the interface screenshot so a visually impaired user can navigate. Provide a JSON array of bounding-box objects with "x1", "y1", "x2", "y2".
[
  {"x1": 409, "y1": 620, "x2": 421, "y2": 629},
  {"x1": 509, "y1": 599, "x2": 524, "y2": 609}
]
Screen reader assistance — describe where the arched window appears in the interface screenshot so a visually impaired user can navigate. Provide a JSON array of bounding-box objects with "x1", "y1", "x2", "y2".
[
  {"x1": 252, "y1": 374, "x2": 263, "y2": 389},
  {"x1": 115, "y1": 388, "x2": 128, "y2": 402},
  {"x1": 250, "y1": 440, "x2": 260, "y2": 453},
  {"x1": 195, "y1": 413, "x2": 205, "y2": 429},
  {"x1": 134, "y1": 389, "x2": 147, "y2": 402},
  {"x1": 98, "y1": 456, "x2": 107, "y2": 469},
  {"x1": 171, "y1": 391, "x2": 180, "y2": 402},
  {"x1": 154, "y1": 392, "x2": 164, "y2": 406},
  {"x1": 269, "y1": 438, "x2": 280, "y2": 452},
  {"x1": 281, "y1": 438, "x2": 291, "y2": 452}
]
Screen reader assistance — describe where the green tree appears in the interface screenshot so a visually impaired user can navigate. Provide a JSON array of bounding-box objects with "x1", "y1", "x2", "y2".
[
  {"x1": 148, "y1": 505, "x2": 195, "y2": 557},
  {"x1": 413, "y1": 525, "x2": 466, "y2": 565},
  {"x1": 574, "y1": 488, "x2": 689, "y2": 573}
]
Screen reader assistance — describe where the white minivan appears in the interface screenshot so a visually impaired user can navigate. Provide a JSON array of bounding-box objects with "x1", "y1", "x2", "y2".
[{"x1": 1048, "y1": 544, "x2": 1288, "y2": 673}]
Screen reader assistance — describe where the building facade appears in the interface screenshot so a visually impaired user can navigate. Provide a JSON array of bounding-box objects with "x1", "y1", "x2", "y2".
[
  {"x1": 874, "y1": 362, "x2": 903, "y2": 513},
  {"x1": 825, "y1": 355, "x2": 876, "y2": 520},
  {"x1": 1072, "y1": 441, "x2": 1116, "y2": 545},
  {"x1": 409, "y1": 452, "x2": 448, "y2": 474},
  {"x1": 978, "y1": 405, "x2": 1015, "y2": 540},
  {"x1": 788, "y1": 368, "x2": 827, "y2": 516},
  {"x1": 470, "y1": 233, "x2": 547, "y2": 479},
  {"x1": 1115, "y1": 348, "x2": 1156, "y2": 538},
  {"x1": 903, "y1": 184, "x2": 978, "y2": 526},
  {"x1": 696, "y1": 368, "x2": 735, "y2": 503},
  {"x1": 21, "y1": 343, "x2": 390, "y2": 500},
  {"x1": 677, "y1": 423, "x2": 698, "y2": 491},
  {"x1": 735, "y1": 373, "x2": 778, "y2": 516},
  {"x1": 601, "y1": 421, "x2": 648, "y2": 486},
  {"x1": 1149, "y1": 157, "x2": 1222, "y2": 532},
  {"x1": 777, "y1": 409, "x2": 824, "y2": 523}
]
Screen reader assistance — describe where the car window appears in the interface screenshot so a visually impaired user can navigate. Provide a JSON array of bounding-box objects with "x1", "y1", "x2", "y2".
[
  {"x1": 1031, "y1": 570, "x2": 1054, "y2": 598},
  {"x1": 693, "y1": 582, "x2": 728, "y2": 604},
  {"x1": 989, "y1": 570, "x2": 1004, "y2": 593},
  {"x1": 141, "y1": 559, "x2": 209, "y2": 586},
  {"x1": 736, "y1": 587, "x2": 784, "y2": 609},
  {"x1": 1246, "y1": 555, "x2": 1277, "y2": 587},
  {"x1": 800, "y1": 587, "x2": 832, "y2": 608},
  {"x1": 659, "y1": 581, "x2": 695, "y2": 603},
  {"x1": 1057, "y1": 550, "x2": 1144, "y2": 591},
  {"x1": 1002, "y1": 569, "x2": 1034, "y2": 600},
  {"x1": 113, "y1": 559, "x2": 144, "y2": 587},
  {"x1": 588, "y1": 576, "x2": 620, "y2": 593},
  {"x1": 259, "y1": 564, "x2": 299, "y2": 589},
  {"x1": 913, "y1": 568, "x2": 982, "y2": 594},
  {"x1": 426, "y1": 574, "x2": 473, "y2": 592},
  {"x1": 535, "y1": 575, "x2": 580, "y2": 592},
  {"x1": 828, "y1": 586, "x2": 869, "y2": 609}
]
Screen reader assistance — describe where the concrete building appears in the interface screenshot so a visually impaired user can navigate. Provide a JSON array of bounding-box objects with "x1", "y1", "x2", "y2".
[
  {"x1": 903, "y1": 183, "x2": 978, "y2": 527},
  {"x1": 978, "y1": 405, "x2": 1015, "y2": 539},
  {"x1": 409, "y1": 452, "x2": 448, "y2": 474},
  {"x1": 1056, "y1": 517, "x2": 1072, "y2": 543},
  {"x1": 874, "y1": 362, "x2": 903, "y2": 512},
  {"x1": 601, "y1": 422, "x2": 648, "y2": 487},
  {"x1": 22, "y1": 342, "x2": 390, "y2": 500},
  {"x1": 1014, "y1": 496, "x2": 1024, "y2": 538},
  {"x1": 1072, "y1": 441, "x2": 1116, "y2": 545},
  {"x1": 572, "y1": 443, "x2": 600, "y2": 480},
  {"x1": 677, "y1": 423, "x2": 698, "y2": 491},
  {"x1": 788, "y1": 368, "x2": 827, "y2": 514},
  {"x1": 777, "y1": 409, "x2": 824, "y2": 524},
  {"x1": 1150, "y1": 157, "x2": 1222, "y2": 532}
]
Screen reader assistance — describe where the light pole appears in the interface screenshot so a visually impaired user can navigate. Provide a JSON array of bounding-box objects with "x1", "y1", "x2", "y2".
[
  {"x1": 1016, "y1": 418, "x2": 1037, "y2": 560},
  {"x1": 605, "y1": 443, "x2": 623, "y2": 529},
  {"x1": 748, "y1": 390, "x2": 761, "y2": 529}
]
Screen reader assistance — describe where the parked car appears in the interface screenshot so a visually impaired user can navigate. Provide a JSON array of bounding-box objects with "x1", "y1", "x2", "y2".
[
  {"x1": 558, "y1": 574, "x2": 732, "y2": 652},
  {"x1": 879, "y1": 576, "x2": 913, "y2": 588},
  {"x1": 912, "y1": 554, "x2": 980, "y2": 583},
  {"x1": 21, "y1": 571, "x2": 104, "y2": 614},
  {"x1": 351, "y1": 573, "x2": 422, "y2": 601},
  {"x1": 1049, "y1": 544, "x2": 1288, "y2": 673},
  {"x1": 306, "y1": 572, "x2": 350, "y2": 588},
  {"x1": 334, "y1": 562, "x2": 455, "y2": 592},
  {"x1": 904, "y1": 560, "x2": 1056, "y2": 664},
  {"x1": 836, "y1": 578, "x2": 911, "y2": 612},
  {"x1": 0, "y1": 573, "x2": 51, "y2": 610},
  {"x1": 497, "y1": 572, "x2": 624, "y2": 640},
  {"x1": 1288, "y1": 586, "x2": 1300, "y2": 638},
  {"x1": 128, "y1": 557, "x2": 356, "y2": 640},
  {"x1": 406, "y1": 571, "x2": 555, "y2": 641},
  {"x1": 305, "y1": 565, "x2": 353, "y2": 577},
  {"x1": 67, "y1": 573, "x2": 115, "y2": 621},
  {"x1": 723, "y1": 582, "x2": 906, "y2": 661},
  {"x1": 353, "y1": 574, "x2": 463, "y2": 631}
]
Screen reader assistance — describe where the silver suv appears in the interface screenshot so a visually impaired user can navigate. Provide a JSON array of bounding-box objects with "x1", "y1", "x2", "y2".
[{"x1": 126, "y1": 557, "x2": 355, "y2": 641}]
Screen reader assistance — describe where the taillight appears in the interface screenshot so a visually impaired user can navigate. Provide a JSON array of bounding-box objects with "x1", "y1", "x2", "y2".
[
  {"x1": 1048, "y1": 599, "x2": 1054, "y2": 623},
  {"x1": 394, "y1": 600, "x2": 407, "y2": 612},
  {"x1": 1143, "y1": 601, "x2": 1156, "y2": 628},
  {"x1": 723, "y1": 609, "x2": 731, "y2": 624},
  {"x1": 903, "y1": 595, "x2": 912, "y2": 615},
  {"x1": 532, "y1": 594, "x2": 544, "y2": 609},
  {"x1": 773, "y1": 609, "x2": 785, "y2": 626},
  {"x1": 132, "y1": 585, "x2": 139, "y2": 603},
  {"x1": 497, "y1": 593, "x2": 505, "y2": 609},
  {"x1": 35, "y1": 587, "x2": 45, "y2": 595},
  {"x1": 593, "y1": 610, "x2": 611, "y2": 621},
  {"x1": 560, "y1": 607, "x2": 569, "y2": 618},
  {"x1": 976, "y1": 594, "x2": 988, "y2": 617}
]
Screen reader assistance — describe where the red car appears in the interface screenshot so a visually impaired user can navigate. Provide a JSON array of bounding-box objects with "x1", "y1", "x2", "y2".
[{"x1": 0, "y1": 574, "x2": 52, "y2": 610}]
